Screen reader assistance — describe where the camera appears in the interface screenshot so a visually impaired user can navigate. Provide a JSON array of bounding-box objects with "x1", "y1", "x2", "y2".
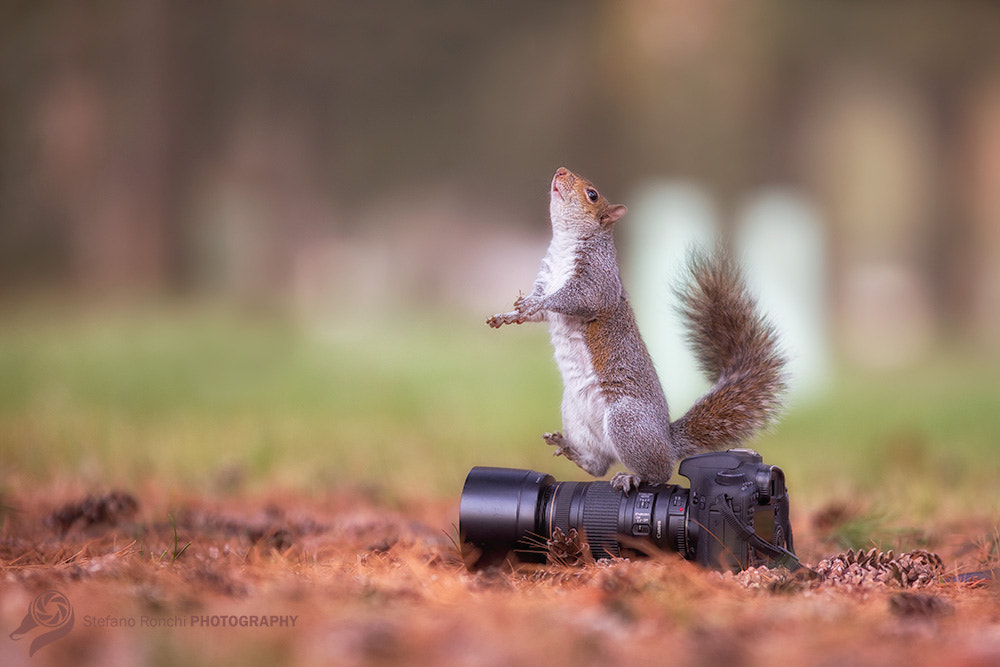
[{"x1": 460, "y1": 449, "x2": 798, "y2": 572}]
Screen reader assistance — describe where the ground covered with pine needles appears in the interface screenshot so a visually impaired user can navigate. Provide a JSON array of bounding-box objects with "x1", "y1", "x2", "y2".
[{"x1": 3, "y1": 482, "x2": 1000, "y2": 667}]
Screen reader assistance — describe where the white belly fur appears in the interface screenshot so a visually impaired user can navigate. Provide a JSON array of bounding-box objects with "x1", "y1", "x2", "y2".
[
  {"x1": 542, "y1": 233, "x2": 576, "y2": 294},
  {"x1": 547, "y1": 314, "x2": 614, "y2": 461},
  {"x1": 537, "y1": 236, "x2": 616, "y2": 462}
]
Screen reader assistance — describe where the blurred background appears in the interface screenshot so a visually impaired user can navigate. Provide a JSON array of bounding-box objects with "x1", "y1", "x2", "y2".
[{"x1": 1, "y1": 1, "x2": 998, "y2": 518}]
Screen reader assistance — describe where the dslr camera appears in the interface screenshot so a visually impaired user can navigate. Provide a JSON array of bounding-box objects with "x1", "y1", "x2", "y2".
[{"x1": 460, "y1": 449, "x2": 798, "y2": 572}]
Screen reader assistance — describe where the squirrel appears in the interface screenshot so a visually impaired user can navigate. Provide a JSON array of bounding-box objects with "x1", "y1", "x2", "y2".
[{"x1": 487, "y1": 166, "x2": 787, "y2": 493}]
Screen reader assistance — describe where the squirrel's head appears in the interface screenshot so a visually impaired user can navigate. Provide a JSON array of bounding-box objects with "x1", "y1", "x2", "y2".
[{"x1": 549, "y1": 167, "x2": 627, "y2": 235}]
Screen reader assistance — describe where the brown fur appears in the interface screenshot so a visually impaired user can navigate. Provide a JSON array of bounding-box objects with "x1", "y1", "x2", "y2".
[{"x1": 670, "y1": 249, "x2": 787, "y2": 456}]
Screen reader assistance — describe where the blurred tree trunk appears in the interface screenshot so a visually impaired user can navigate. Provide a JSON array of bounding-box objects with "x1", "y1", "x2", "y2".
[
  {"x1": 8, "y1": 1, "x2": 181, "y2": 293},
  {"x1": 71, "y1": 0, "x2": 175, "y2": 291}
]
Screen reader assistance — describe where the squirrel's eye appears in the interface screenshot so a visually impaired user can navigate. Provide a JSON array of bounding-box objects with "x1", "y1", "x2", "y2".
[{"x1": 586, "y1": 188, "x2": 599, "y2": 203}]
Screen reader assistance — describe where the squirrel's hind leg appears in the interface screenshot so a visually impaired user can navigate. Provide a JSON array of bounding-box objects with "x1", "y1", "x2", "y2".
[
  {"x1": 604, "y1": 399, "x2": 676, "y2": 490},
  {"x1": 543, "y1": 432, "x2": 614, "y2": 477}
]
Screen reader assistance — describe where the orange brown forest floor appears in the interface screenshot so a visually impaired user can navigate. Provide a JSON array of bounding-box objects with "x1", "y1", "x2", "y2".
[{"x1": 3, "y1": 483, "x2": 1000, "y2": 667}]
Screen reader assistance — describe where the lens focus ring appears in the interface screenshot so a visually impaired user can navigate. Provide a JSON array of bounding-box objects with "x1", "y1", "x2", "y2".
[{"x1": 580, "y1": 484, "x2": 623, "y2": 559}]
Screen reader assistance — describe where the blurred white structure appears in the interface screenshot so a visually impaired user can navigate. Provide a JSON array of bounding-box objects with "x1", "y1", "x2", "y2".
[
  {"x1": 738, "y1": 188, "x2": 831, "y2": 402},
  {"x1": 626, "y1": 182, "x2": 718, "y2": 412},
  {"x1": 626, "y1": 181, "x2": 831, "y2": 414}
]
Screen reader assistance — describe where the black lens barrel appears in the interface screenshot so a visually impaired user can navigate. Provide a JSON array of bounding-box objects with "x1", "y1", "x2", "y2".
[
  {"x1": 460, "y1": 467, "x2": 689, "y2": 568},
  {"x1": 543, "y1": 481, "x2": 623, "y2": 559},
  {"x1": 460, "y1": 467, "x2": 555, "y2": 567}
]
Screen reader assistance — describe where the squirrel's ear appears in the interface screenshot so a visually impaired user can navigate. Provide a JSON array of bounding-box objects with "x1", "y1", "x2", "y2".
[{"x1": 601, "y1": 204, "x2": 627, "y2": 226}]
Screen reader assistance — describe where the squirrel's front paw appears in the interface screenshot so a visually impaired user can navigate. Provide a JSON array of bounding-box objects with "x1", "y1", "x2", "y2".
[
  {"x1": 514, "y1": 294, "x2": 542, "y2": 317},
  {"x1": 486, "y1": 311, "x2": 521, "y2": 328}
]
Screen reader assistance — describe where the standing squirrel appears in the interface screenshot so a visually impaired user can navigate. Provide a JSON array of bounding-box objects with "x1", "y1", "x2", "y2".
[{"x1": 487, "y1": 167, "x2": 787, "y2": 493}]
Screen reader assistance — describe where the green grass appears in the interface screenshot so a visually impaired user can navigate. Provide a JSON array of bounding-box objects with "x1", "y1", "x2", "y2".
[
  {"x1": 765, "y1": 356, "x2": 1000, "y2": 518},
  {"x1": 0, "y1": 304, "x2": 565, "y2": 497},
  {"x1": 1, "y1": 303, "x2": 998, "y2": 521}
]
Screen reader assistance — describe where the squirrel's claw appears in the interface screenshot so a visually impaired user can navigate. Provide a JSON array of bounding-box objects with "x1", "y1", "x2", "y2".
[
  {"x1": 610, "y1": 472, "x2": 641, "y2": 495},
  {"x1": 543, "y1": 432, "x2": 564, "y2": 456},
  {"x1": 488, "y1": 293, "x2": 543, "y2": 329},
  {"x1": 487, "y1": 311, "x2": 522, "y2": 328}
]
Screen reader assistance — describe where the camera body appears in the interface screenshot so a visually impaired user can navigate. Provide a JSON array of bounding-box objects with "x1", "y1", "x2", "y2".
[{"x1": 460, "y1": 449, "x2": 796, "y2": 572}]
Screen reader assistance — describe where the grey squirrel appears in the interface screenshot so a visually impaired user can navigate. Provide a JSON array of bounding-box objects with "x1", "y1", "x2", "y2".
[{"x1": 487, "y1": 167, "x2": 787, "y2": 493}]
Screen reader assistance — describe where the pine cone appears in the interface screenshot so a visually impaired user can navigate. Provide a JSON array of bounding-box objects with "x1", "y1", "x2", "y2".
[
  {"x1": 546, "y1": 527, "x2": 592, "y2": 567},
  {"x1": 814, "y1": 548, "x2": 944, "y2": 588}
]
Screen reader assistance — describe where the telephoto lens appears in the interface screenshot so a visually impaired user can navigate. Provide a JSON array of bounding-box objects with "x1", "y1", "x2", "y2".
[{"x1": 459, "y1": 449, "x2": 798, "y2": 572}]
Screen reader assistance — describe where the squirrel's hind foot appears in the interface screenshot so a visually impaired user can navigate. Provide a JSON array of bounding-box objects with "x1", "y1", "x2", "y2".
[
  {"x1": 610, "y1": 472, "x2": 641, "y2": 495},
  {"x1": 543, "y1": 431, "x2": 568, "y2": 456},
  {"x1": 544, "y1": 432, "x2": 584, "y2": 465},
  {"x1": 544, "y1": 432, "x2": 616, "y2": 479}
]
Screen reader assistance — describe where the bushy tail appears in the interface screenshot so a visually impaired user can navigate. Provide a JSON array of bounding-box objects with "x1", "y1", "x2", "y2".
[{"x1": 669, "y1": 249, "x2": 788, "y2": 457}]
